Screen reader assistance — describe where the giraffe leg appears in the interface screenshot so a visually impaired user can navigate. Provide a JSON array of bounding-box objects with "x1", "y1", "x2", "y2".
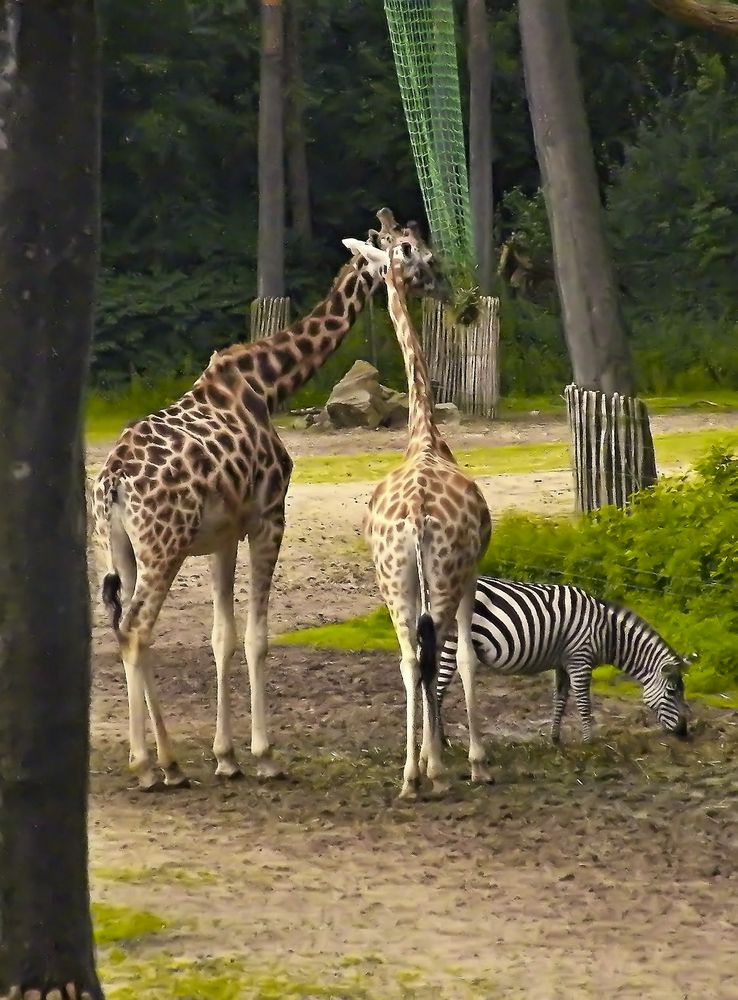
[
  {"x1": 210, "y1": 539, "x2": 242, "y2": 779},
  {"x1": 119, "y1": 562, "x2": 184, "y2": 790},
  {"x1": 396, "y1": 622, "x2": 421, "y2": 800},
  {"x1": 244, "y1": 514, "x2": 285, "y2": 779},
  {"x1": 551, "y1": 666, "x2": 571, "y2": 744},
  {"x1": 455, "y1": 581, "x2": 490, "y2": 783}
]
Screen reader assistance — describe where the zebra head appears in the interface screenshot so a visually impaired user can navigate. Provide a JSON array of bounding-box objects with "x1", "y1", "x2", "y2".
[{"x1": 642, "y1": 656, "x2": 691, "y2": 738}]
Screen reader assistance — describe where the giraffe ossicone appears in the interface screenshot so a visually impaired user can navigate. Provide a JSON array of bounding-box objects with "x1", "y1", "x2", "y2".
[{"x1": 92, "y1": 210, "x2": 441, "y2": 792}]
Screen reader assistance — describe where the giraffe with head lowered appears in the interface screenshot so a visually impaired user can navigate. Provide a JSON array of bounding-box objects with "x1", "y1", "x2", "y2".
[
  {"x1": 343, "y1": 212, "x2": 492, "y2": 799},
  {"x1": 92, "y1": 211, "x2": 440, "y2": 791}
]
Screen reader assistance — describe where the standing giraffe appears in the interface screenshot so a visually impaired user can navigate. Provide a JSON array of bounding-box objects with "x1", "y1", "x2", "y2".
[
  {"x1": 92, "y1": 212, "x2": 440, "y2": 791},
  {"x1": 343, "y1": 224, "x2": 492, "y2": 799}
]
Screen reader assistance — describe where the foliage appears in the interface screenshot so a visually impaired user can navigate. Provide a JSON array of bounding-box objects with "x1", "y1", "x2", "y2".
[
  {"x1": 95, "y1": 0, "x2": 738, "y2": 394},
  {"x1": 480, "y1": 448, "x2": 738, "y2": 692}
]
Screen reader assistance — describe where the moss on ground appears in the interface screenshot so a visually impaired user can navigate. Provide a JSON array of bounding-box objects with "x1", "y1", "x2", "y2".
[
  {"x1": 93, "y1": 902, "x2": 169, "y2": 945},
  {"x1": 95, "y1": 863, "x2": 216, "y2": 888}
]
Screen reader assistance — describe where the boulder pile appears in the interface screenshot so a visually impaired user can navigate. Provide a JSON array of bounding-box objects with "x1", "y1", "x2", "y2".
[{"x1": 290, "y1": 360, "x2": 460, "y2": 430}]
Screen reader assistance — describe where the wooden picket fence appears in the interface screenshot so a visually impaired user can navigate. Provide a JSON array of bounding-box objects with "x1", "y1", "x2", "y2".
[
  {"x1": 565, "y1": 383, "x2": 658, "y2": 513},
  {"x1": 250, "y1": 296, "x2": 291, "y2": 341},
  {"x1": 421, "y1": 295, "x2": 500, "y2": 417}
]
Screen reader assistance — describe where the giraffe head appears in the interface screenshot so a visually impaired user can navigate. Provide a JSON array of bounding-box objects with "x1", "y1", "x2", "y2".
[
  {"x1": 369, "y1": 207, "x2": 446, "y2": 298},
  {"x1": 343, "y1": 208, "x2": 442, "y2": 298}
]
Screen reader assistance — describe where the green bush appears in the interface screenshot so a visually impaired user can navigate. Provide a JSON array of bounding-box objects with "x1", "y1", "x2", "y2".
[{"x1": 482, "y1": 447, "x2": 738, "y2": 692}]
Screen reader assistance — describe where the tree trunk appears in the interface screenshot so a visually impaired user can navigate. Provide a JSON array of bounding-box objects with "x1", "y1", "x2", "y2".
[
  {"x1": 518, "y1": 0, "x2": 634, "y2": 395},
  {"x1": 257, "y1": 0, "x2": 285, "y2": 298},
  {"x1": 0, "y1": 2, "x2": 103, "y2": 997},
  {"x1": 467, "y1": 0, "x2": 493, "y2": 294},
  {"x1": 285, "y1": 0, "x2": 312, "y2": 242},
  {"x1": 648, "y1": 0, "x2": 738, "y2": 34}
]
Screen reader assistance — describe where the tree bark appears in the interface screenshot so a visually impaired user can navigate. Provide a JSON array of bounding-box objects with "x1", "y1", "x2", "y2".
[
  {"x1": 648, "y1": 0, "x2": 738, "y2": 34},
  {"x1": 518, "y1": 0, "x2": 634, "y2": 395},
  {"x1": 0, "y1": 3, "x2": 104, "y2": 997},
  {"x1": 285, "y1": 0, "x2": 312, "y2": 243},
  {"x1": 257, "y1": 0, "x2": 285, "y2": 298},
  {"x1": 467, "y1": 0, "x2": 493, "y2": 294}
]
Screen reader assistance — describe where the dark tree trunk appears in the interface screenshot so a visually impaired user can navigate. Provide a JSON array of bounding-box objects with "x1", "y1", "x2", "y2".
[
  {"x1": 257, "y1": 0, "x2": 285, "y2": 298},
  {"x1": 467, "y1": 0, "x2": 493, "y2": 294},
  {"x1": 649, "y1": 0, "x2": 738, "y2": 34},
  {"x1": 518, "y1": 0, "x2": 634, "y2": 395},
  {"x1": 0, "y1": 3, "x2": 104, "y2": 997},
  {"x1": 285, "y1": 0, "x2": 312, "y2": 243}
]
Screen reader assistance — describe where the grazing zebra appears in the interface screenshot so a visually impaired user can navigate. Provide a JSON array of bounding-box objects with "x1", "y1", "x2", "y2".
[{"x1": 437, "y1": 576, "x2": 692, "y2": 745}]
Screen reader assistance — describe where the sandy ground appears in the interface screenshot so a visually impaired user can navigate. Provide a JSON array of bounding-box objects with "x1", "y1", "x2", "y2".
[{"x1": 87, "y1": 411, "x2": 738, "y2": 998}]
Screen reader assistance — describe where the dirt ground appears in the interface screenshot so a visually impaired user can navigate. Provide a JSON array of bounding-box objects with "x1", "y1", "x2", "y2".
[{"x1": 87, "y1": 411, "x2": 738, "y2": 999}]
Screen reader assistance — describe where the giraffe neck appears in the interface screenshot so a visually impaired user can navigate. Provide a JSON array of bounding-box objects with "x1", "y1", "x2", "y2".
[
  {"x1": 211, "y1": 259, "x2": 381, "y2": 414},
  {"x1": 385, "y1": 273, "x2": 439, "y2": 447}
]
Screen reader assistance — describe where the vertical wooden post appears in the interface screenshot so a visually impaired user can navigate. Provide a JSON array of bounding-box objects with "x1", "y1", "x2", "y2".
[
  {"x1": 421, "y1": 297, "x2": 500, "y2": 418},
  {"x1": 249, "y1": 296, "x2": 291, "y2": 342},
  {"x1": 565, "y1": 384, "x2": 658, "y2": 513}
]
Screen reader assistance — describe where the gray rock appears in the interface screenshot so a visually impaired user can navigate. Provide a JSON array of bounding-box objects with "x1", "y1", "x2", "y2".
[
  {"x1": 325, "y1": 360, "x2": 386, "y2": 429},
  {"x1": 434, "y1": 402, "x2": 461, "y2": 425}
]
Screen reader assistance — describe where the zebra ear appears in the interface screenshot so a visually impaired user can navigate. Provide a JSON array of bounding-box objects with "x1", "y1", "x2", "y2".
[{"x1": 682, "y1": 651, "x2": 699, "y2": 667}]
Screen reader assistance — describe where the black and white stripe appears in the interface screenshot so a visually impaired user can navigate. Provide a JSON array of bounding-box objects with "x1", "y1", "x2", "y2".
[{"x1": 437, "y1": 576, "x2": 690, "y2": 742}]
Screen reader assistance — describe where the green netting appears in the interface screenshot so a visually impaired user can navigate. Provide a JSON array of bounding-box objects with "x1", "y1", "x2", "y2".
[{"x1": 384, "y1": 0, "x2": 475, "y2": 286}]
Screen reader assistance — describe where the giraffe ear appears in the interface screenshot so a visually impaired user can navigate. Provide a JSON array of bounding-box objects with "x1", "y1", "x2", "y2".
[{"x1": 342, "y1": 238, "x2": 390, "y2": 268}]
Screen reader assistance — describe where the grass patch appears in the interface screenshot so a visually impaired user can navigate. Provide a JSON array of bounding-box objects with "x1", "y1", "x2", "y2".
[
  {"x1": 288, "y1": 428, "x2": 736, "y2": 486},
  {"x1": 95, "y1": 863, "x2": 216, "y2": 888},
  {"x1": 499, "y1": 389, "x2": 738, "y2": 418},
  {"x1": 276, "y1": 606, "x2": 394, "y2": 651},
  {"x1": 86, "y1": 375, "x2": 196, "y2": 442},
  {"x1": 99, "y1": 951, "x2": 489, "y2": 1000},
  {"x1": 92, "y1": 902, "x2": 168, "y2": 945}
]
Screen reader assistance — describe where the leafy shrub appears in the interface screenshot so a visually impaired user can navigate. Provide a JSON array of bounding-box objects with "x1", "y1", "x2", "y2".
[{"x1": 482, "y1": 448, "x2": 738, "y2": 692}]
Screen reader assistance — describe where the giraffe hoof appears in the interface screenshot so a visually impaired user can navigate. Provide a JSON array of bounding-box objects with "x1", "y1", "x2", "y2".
[
  {"x1": 429, "y1": 778, "x2": 450, "y2": 797},
  {"x1": 470, "y1": 764, "x2": 493, "y2": 785},
  {"x1": 256, "y1": 757, "x2": 286, "y2": 781},
  {"x1": 163, "y1": 764, "x2": 190, "y2": 789},
  {"x1": 138, "y1": 777, "x2": 167, "y2": 793},
  {"x1": 215, "y1": 752, "x2": 243, "y2": 780},
  {"x1": 398, "y1": 778, "x2": 420, "y2": 801}
]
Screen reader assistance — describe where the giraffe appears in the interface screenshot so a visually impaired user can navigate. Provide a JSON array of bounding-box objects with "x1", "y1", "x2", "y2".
[
  {"x1": 92, "y1": 211, "x2": 440, "y2": 792},
  {"x1": 342, "y1": 219, "x2": 492, "y2": 799}
]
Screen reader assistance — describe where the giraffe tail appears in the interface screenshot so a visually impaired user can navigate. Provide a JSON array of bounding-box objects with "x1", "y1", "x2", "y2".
[
  {"x1": 102, "y1": 573, "x2": 123, "y2": 632},
  {"x1": 414, "y1": 528, "x2": 439, "y2": 733}
]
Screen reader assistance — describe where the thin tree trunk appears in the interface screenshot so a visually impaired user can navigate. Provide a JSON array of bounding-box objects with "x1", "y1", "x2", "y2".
[
  {"x1": 257, "y1": 0, "x2": 285, "y2": 298},
  {"x1": 467, "y1": 0, "x2": 493, "y2": 293},
  {"x1": 0, "y1": 2, "x2": 104, "y2": 996},
  {"x1": 518, "y1": 0, "x2": 634, "y2": 395},
  {"x1": 649, "y1": 0, "x2": 738, "y2": 34},
  {"x1": 285, "y1": 0, "x2": 312, "y2": 242}
]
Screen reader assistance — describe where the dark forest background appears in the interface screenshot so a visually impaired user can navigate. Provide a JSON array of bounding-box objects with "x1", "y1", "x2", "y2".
[{"x1": 97, "y1": 0, "x2": 738, "y2": 399}]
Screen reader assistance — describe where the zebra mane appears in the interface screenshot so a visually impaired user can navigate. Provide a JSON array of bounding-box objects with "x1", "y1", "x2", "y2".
[{"x1": 604, "y1": 600, "x2": 684, "y2": 678}]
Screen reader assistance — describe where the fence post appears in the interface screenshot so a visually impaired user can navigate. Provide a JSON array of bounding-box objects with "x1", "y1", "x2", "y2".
[
  {"x1": 421, "y1": 295, "x2": 500, "y2": 418},
  {"x1": 249, "y1": 296, "x2": 291, "y2": 342},
  {"x1": 565, "y1": 383, "x2": 658, "y2": 513}
]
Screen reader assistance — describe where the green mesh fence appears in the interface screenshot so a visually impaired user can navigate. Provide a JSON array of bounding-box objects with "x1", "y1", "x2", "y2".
[{"x1": 384, "y1": 0, "x2": 475, "y2": 288}]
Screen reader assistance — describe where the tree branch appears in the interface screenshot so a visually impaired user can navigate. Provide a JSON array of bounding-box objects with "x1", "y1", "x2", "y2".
[{"x1": 648, "y1": 0, "x2": 738, "y2": 35}]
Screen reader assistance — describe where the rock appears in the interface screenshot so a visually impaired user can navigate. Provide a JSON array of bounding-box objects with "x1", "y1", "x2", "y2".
[
  {"x1": 381, "y1": 388, "x2": 409, "y2": 429},
  {"x1": 291, "y1": 416, "x2": 309, "y2": 430},
  {"x1": 325, "y1": 360, "x2": 386, "y2": 429},
  {"x1": 434, "y1": 402, "x2": 461, "y2": 425}
]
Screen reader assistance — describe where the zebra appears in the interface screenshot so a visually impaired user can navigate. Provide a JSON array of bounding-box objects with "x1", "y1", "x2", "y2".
[{"x1": 436, "y1": 576, "x2": 692, "y2": 746}]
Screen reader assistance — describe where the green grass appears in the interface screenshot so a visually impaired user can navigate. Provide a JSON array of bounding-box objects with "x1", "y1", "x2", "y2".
[
  {"x1": 499, "y1": 388, "x2": 738, "y2": 417},
  {"x1": 95, "y1": 863, "x2": 216, "y2": 888},
  {"x1": 85, "y1": 380, "x2": 738, "y2": 446},
  {"x1": 289, "y1": 428, "x2": 736, "y2": 486},
  {"x1": 92, "y1": 902, "x2": 168, "y2": 945}
]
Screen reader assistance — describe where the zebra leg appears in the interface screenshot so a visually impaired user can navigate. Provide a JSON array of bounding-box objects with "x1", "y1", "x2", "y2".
[
  {"x1": 435, "y1": 638, "x2": 458, "y2": 748},
  {"x1": 455, "y1": 582, "x2": 490, "y2": 783},
  {"x1": 551, "y1": 666, "x2": 571, "y2": 744},
  {"x1": 569, "y1": 665, "x2": 594, "y2": 742}
]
